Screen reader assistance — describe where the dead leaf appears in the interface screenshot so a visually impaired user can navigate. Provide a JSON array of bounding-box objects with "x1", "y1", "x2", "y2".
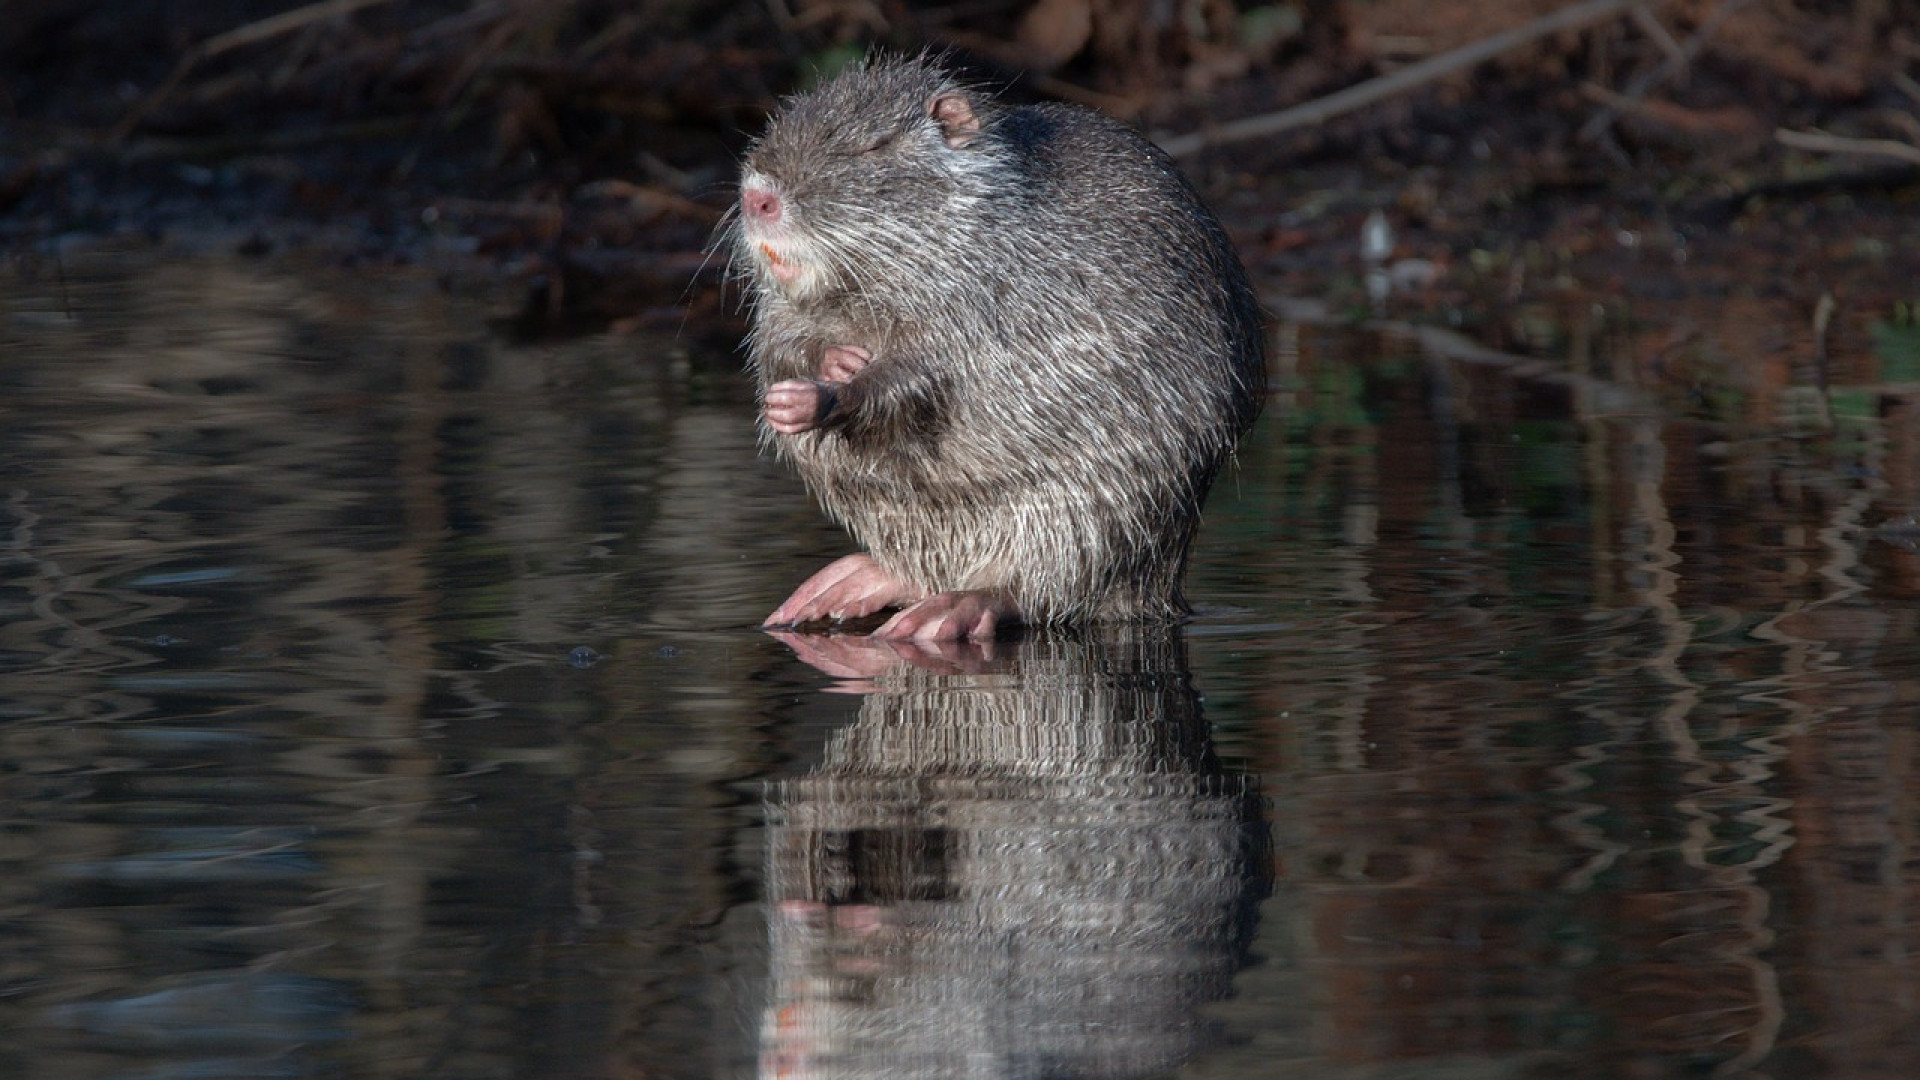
[{"x1": 1017, "y1": 0, "x2": 1094, "y2": 72}]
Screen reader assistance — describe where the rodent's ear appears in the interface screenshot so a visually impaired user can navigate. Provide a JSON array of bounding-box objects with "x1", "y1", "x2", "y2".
[{"x1": 929, "y1": 93, "x2": 982, "y2": 148}]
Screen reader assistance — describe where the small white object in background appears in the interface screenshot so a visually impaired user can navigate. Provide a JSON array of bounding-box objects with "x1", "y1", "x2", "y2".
[{"x1": 1362, "y1": 209, "x2": 1393, "y2": 307}]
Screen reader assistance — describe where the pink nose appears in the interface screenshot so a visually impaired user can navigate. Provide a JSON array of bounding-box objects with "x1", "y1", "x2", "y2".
[{"x1": 742, "y1": 186, "x2": 783, "y2": 224}]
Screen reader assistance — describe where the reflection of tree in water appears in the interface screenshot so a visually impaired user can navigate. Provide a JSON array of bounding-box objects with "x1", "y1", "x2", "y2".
[{"x1": 761, "y1": 632, "x2": 1268, "y2": 1078}]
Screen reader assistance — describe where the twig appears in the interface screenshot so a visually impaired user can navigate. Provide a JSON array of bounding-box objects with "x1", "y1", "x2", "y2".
[
  {"x1": 110, "y1": 116, "x2": 422, "y2": 161},
  {"x1": 113, "y1": 0, "x2": 407, "y2": 139},
  {"x1": 1775, "y1": 127, "x2": 1920, "y2": 167},
  {"x1": 1889, "y1": 108, "x2": 1920, "y2": 146},
  {"x1": 1582, "y1": 0, "x2": 1751, "y2": 143},
  {"x1": 434, "y1": 8, "x2": 535, "y2": 107},
  {"x1": 1630, "y1": 4, "x2": 1687, "y2": 70},
  {"x1": 1157, "y1": 0, "x2": 1646, "y2": 157},
  {"x1": 569, "y1": 180, "x2": 721, "y2": 223},
  {"x1": 1894, "y1": 71, "x2": 1920, "y2": 109},
  {"x1": 194, "y1": 0, "x2": 404, "y2": 58},
  {"x1": 249, "y1": 2, "x2": 513, "y2": 104},
  {"x1": 407, "y1": 1, "x2": 514, "y2": 49},
  {"x1": 1579, "y1": 82, "x2": 1759, "y2": 136},
  {"x1": 1578, "y1": 0, "x2": 1751, "y2": 142}
]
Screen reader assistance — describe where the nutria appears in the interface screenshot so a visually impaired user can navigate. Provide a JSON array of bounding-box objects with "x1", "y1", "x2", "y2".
[
  {"x1": 731, "y1": 54, "x2": 1264, "y2": 641},
  {"x1": 762, "y1": 632, "x2": 1265, "y2": 1072}
]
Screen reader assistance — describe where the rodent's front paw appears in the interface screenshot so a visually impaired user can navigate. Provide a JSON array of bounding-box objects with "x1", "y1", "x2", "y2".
[
  {"x1": 818, "y1": 345, "x2": 872, "y2": 383},
  {"x1": 764, "y1": 379, "x2": 834, "y2": 434}
]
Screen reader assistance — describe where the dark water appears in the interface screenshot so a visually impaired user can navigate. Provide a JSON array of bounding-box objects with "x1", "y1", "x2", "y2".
[{"x1": 4, "y1": 249, "x2": 1918, "y2": 1079}]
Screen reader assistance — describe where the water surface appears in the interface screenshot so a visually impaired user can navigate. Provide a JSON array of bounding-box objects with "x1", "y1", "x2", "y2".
[{"x1": 3, "y1": 249, "x2": 1917, "y2": 1079}]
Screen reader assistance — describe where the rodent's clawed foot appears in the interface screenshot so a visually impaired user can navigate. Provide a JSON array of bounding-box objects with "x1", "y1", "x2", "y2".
[
  {"x1": 763, "y1": 379, "x2": 837, "y2": 434},
  {"x1": 818, "y1": 344, "x2": 871, "y2": 383},
  {"x1": 873, "y1": 590, "x2": 1019, "y2": 642},
  {"x1": 765, "y1": 553, "x2": 924, "y2": 627},
  {"x1": 765, "y1": 346, "x2": 872, "y2": 433}
]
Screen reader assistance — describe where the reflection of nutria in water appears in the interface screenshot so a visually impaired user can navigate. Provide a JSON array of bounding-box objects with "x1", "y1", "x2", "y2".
[
  {"x1": 729, "y1": 54, "x2": 1266, "y2": 641},
  {"x1": 759, "y1": 633, "x2": 1268, "y2": 1076}
]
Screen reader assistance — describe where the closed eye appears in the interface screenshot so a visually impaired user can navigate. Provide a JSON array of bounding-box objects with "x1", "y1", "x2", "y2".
[{"x1": 860, "y1": 130, "x2": 897, "y2": 154}]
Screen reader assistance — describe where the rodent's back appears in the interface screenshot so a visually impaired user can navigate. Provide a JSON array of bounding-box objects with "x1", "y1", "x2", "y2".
[{"x1": 972, "y1": 101, "x2": 1265, "y2": 423}]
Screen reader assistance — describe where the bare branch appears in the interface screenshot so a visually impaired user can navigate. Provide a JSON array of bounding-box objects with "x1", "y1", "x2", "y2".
[
  {"x1": 1775, "y1": 127, "x2": 1920, "y2": 167},
  {"x1": 1157, "y1": 0, "x2": 1647, "y2": 157},
  {"x1": 114, "y1": 0, "x2": 407, "y2": 139},
  {"x1": 1578, "y1": 0, "x2": 1753, "y2": 142}
]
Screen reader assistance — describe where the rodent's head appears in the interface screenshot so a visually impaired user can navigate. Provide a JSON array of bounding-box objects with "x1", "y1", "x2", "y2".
[{"x1": 735, "y1": 54, "x2": 1005, "y2": 306}]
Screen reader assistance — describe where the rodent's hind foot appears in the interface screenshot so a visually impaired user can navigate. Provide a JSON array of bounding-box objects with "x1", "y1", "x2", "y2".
[
  {"x1": 765, "y1": 553, "x2": 925, "y2": 628},
  {"x1": 873, "y1": 590, "x2": 1021, "y2": 643}
]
